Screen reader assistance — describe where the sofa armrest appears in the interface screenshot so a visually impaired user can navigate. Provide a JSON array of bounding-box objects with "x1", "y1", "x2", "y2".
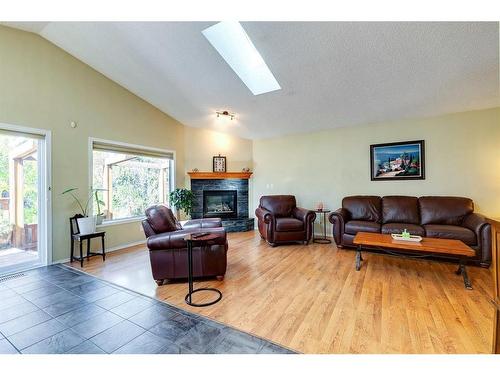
[
  {"x1": 463, "y1": 213, "x2": 492, "y2": 265},
  {"x1": 463, "y1": 213, "x2": 488, "y2": 234},
  {"x1": 142, "y1": 220, "x2": 156, "y2": 238},
  {"x1": 255, "y1": 206, "x2": 274, "y2": 224},
  {"x1": 293, "y1": 207, "x2": 316, "y2": 223},
  {"x1": 328, "y1": 208, "x2": 349, "y2": 246}
]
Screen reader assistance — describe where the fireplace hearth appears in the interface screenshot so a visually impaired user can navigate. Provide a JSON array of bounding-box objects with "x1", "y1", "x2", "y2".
[{"x1": 203, "y1": 190, "x2": 237, "y2": 219}]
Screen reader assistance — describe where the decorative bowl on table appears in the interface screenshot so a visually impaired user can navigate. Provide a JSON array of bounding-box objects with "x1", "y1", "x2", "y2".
[{"x1": 391, "y1": 233, "x2": 423, "y2": 242}]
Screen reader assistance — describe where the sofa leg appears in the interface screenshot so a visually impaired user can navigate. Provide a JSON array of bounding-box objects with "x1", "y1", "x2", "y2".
[
  {"x1": 216, "y1": 275, "x2": 224, "y2": 281},
  {"x1": 155, "y1": 279, "x2": 164, "y2": 286}
]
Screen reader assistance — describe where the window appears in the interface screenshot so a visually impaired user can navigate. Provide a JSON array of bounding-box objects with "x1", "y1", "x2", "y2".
[{"x1": 91, "y1": 140, "x2": 174, "y2": 222}]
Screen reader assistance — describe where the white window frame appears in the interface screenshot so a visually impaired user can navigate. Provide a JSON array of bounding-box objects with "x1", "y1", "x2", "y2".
[
  {"x1": 0, "y1": 122, "x2": 52, "y2": 273},
  {"x1": 88, "y1": 137, "x2": 176, "y2": 228}
]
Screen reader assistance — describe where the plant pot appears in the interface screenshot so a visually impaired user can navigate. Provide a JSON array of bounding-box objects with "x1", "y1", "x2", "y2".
[
  {"x1": 96, "y1": 214, "x2": 105, "y2": 226},
  {"x1": 77, "y1": 216, "x2": 96, "y2": 235}
]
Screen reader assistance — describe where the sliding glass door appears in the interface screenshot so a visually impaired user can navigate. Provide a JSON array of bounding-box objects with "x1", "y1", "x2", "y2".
[{"x1": 0, "y1": 124, "x2": 50, "y2": 275}]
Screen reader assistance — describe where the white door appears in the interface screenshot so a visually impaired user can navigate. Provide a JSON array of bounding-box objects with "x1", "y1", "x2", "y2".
[{"x1": 0, "y1": 123, "x2": 51, "y2": 275}]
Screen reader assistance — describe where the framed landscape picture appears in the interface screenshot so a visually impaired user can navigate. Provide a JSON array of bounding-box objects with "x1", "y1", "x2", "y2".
[{"x1": 370, "y1": 140, "x2": 425, "y2": 181}]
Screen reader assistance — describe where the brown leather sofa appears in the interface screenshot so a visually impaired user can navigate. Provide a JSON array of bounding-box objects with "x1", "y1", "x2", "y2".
[
  {"x1": 255, "y1": 195, "x2": 316, "y2": 246},
  {"x1": 142, "y1": 204, "x2": 228, "y2": 285},
  {"x1": 329, "y1": 195, "x2": 492, "y2": 267}
]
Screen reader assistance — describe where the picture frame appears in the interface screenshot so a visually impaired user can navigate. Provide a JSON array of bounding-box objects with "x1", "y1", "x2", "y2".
[
  {"x1": 213, "y1": 154, "x2": 227, "y2": 172},
  {"x1": 370, "y1": 140, "x2": 425, "y2": 181}
]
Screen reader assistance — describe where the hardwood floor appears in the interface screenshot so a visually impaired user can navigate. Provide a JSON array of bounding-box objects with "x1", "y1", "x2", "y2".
[{"x1": 66, "y1": 230, "x2": 495, "y2": 354}]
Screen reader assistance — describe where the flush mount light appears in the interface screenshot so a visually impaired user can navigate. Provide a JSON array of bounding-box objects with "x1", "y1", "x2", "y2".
[
  {"x1": 202, "y1": 21, "x2": 281, "y2": 96},
  {"x1": 216, "y1": 110, "x2": 235, "y2": 120}
]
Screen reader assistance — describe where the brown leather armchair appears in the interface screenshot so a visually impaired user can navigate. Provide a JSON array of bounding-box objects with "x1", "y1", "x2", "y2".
[
  {"x1": 142, "y1": 205, "x2": 228, "y2": 285},
  {"x1": 255, "y1": 195, "x2": 316, "y2": 247}
]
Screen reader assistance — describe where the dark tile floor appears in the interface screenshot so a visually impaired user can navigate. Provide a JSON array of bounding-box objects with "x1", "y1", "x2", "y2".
[{"x1": 0, "y1": 265, "x2": 294, "y2": 354}]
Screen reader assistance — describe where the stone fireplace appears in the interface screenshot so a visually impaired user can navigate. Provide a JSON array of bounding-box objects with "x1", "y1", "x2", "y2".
[{"x1": 189, "y1": 172, "x2": 254, "y2": 232}]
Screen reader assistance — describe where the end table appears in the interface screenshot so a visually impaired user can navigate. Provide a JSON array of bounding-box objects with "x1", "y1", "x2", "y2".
[
  {"x1": 312, "y1": 209, "x2": 332, "y2": 244},
  {"x1": 183, "y1": 232, "x2": 223, "y2": 307}
]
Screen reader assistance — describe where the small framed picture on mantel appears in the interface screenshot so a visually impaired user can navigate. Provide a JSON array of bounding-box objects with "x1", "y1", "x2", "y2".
[{"x1": 213, "y1": 154, "x2": 227, "y2": 172}]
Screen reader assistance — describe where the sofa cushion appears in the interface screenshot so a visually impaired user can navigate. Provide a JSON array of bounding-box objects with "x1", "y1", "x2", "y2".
[
  {"x1": 381, "y1": 223, "x2": 425, "y2": 236},
  {"x1": 145, "y1": 205, "x2": 180, "y2": 234},
  {"x1": 260, "y1": 195, "x2": 296, "y2": 218},
  {"x1": 343, "y1": 196, "x2": 381, "y2": 222},
  {"x1": 419, "y1": 196, "x2": 473, "y2": 225},
  {"x1": 275, "y1": 217, "x2": 304, "y2": 232},
  {"x1": 345, "y1": 220, "x2": 381, "y2": 235},
  {"x1": 382, "y1": 196, "x2": 419, "y2": 224},
  {"x1": 424, "y1": 224, "x2": 476, "y2": 246}
]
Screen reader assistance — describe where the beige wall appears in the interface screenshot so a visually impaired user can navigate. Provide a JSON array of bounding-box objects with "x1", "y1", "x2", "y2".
[
  {"x1": 183, "y1": 126, "x2": 254, "y2": 215},
  {"x1": 253, "y1": 108, "x2": 500, "y2": 222},
  {"x1": 0, "y1": 25, "x2": 186, "y2": 261}
]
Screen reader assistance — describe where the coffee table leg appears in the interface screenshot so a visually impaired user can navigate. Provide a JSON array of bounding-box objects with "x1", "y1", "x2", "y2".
[
  {"x1": 356, "y1": 246, "x2": 362, "y2": 271},
  {"x1": 456, "y1": 261, "x2": 472, "y2": 290}
]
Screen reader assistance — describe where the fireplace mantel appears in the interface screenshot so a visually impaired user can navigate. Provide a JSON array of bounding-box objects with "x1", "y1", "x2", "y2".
[{"x1": 187, "y1": 171, "x2": 253, "y2": 180}]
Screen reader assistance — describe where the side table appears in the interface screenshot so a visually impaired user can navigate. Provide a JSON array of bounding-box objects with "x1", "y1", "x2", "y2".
[
  {"x1": 183, "y1": 232, "x2": 223, "y2": 307},
  {"x1": 312, "y1": 209, "x2": 331, "y2": 244}
]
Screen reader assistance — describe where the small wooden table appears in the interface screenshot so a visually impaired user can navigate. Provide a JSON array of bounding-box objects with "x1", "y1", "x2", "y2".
[{"x1": 353, "y1": 232, "x2": 476, "y2": 289}]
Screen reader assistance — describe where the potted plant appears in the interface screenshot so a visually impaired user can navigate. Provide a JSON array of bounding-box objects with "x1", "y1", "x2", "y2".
[
  {"x1": 62, "y1": 187, "x2": 107, "y2": 235},
  {"x1": 94, "y1": 190, "x2": 106, "y2": 225},
  {"x1": 169, "y1": 188, "x2": 195, "y2": 220}
]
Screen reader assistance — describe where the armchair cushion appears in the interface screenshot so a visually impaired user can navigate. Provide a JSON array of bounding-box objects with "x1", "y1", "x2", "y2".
[
  {"x1": 145, "y1": 204, "x2": 181, "y2": 234},
  {"x1": 276, "y1": 217, "x2": 304, "y2": 232},
  {"x1": 259, "y1": 195, "x2": 296, "y2": 218}
]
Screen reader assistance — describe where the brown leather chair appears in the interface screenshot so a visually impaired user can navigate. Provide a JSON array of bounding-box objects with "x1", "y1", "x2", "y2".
[
  {"x1": 329, "y1": 195, "x2": 492, "y2": 267},
  {"x1": 255, "y1": 195, "x2": 316, "y2": 247},
  {"x1": 142, "y1": 204, "x2": 228, "y2": 285}
]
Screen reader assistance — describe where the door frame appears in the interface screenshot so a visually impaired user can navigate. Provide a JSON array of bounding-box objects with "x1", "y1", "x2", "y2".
[{"x1": 0, "y1": 122, "x2": 52, "y2": 274}]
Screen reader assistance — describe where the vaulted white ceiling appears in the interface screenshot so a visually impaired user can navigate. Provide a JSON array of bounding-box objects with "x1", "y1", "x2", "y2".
[{"x1": 4, "y1": 22, "x2": 499, "y2": 139}]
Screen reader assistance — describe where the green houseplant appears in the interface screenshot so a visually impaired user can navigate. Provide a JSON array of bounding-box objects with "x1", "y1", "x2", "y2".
[
  {"x1": 62, "y1": 187, "x2": 107, "y2": 234},
  {"x1": 169, "y1": 188, "x2": 195, "y2": 220}
]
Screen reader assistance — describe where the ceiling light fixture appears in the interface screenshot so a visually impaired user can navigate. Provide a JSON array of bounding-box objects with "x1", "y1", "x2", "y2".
[
  {"x1": 216, "y1": 110, "x2": 235, "y2": 120},
  {"x1": 202, "y1": 21, "x2": 281, "y2": 96}
]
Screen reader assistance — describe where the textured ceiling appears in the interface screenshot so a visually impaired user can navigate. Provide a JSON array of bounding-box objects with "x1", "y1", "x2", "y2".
[{"x1": 4, "y1": 22, "x2": 499, "y2": 139}]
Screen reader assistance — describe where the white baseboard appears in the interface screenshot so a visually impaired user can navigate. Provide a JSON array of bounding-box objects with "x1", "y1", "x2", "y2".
[{"x1": 51, "y1": 239, "x2": 146, "y2": 265}]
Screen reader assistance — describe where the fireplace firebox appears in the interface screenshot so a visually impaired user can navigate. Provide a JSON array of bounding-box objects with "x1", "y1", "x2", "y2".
[{"x1": 203, "y1": 190, "x2": 237, "y2": 219}]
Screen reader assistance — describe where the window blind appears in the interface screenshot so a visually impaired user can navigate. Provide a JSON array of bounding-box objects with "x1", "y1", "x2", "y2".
[
  {"x1": 0, "y1": 128, "x2": 45, "y2": 140},
  {"x1": 92, "y1": 140, "x2": 174, "y2": 160}
]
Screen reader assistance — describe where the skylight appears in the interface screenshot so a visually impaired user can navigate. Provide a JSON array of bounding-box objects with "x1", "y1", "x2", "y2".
[{"x1": 202, "y1": 21, "x2": 281, "y2": 96}]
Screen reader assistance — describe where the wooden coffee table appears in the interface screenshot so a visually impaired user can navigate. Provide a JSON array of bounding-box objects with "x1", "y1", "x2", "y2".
[{"x1": 353, "y1": 232, "x2": 476, "y2": 289}]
